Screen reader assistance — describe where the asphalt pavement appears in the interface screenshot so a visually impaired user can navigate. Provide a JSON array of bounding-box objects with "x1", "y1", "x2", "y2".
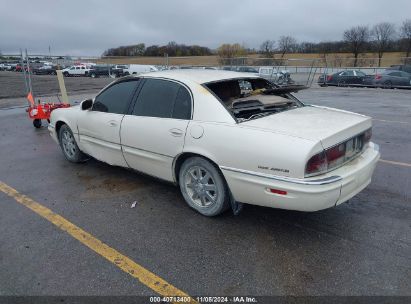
[{"x1": 0, "y1": 85, "x2": 410, "y2": 299}]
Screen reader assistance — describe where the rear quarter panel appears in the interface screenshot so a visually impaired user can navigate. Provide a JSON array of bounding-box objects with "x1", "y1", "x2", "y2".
[{"x1": 183, "y1": 121, "x2": 321, "y2": 179}]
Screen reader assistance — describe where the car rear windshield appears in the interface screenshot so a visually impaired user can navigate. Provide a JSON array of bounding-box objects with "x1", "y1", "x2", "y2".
[{"x1": 205, "y1": 78, "x2": 304, "y2": 122}]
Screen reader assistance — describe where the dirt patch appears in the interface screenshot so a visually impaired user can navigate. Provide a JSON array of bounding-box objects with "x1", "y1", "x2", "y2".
[{"x1": 77, "y1": 171, "x2": 149, "y2": 201}]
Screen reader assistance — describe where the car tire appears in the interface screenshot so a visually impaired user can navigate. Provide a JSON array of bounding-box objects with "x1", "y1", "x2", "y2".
[
  {"x1": 90, "y1": 73, "x2": 96, "y2": 78},
  {"x1": 51, "y1": 71, "x2": 57, "y2": 75},
  {"x1": 33, "y1": 119, "x2": 42, "y2": 128},
  {"x1": 179, "y1": 157, "x2": 230, "y2": 216},
  {"x1": 58, "y1": 124, "x2": 87, "y2": 163},
  {"x1": 63, "y1": 72, "x2": 69, "y2": 77}
]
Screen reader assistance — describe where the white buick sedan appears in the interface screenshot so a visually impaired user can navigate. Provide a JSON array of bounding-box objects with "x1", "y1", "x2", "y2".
[{"x1": 49, "y1": 70, "x2": 380, "y2": 216}]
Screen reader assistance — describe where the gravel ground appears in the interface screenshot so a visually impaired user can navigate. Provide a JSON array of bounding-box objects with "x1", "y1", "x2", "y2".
[{"x1": 0, "y1": 71, "x2": 112, "y2": 100}]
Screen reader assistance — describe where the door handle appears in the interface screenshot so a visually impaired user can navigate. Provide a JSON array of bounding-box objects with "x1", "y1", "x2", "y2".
[
  {"x1": 169, "y1": 128, "x2": 183, "y2": 137},
  {"x1": 108, "y1": 121, "x2": 118, "y2": 127}
]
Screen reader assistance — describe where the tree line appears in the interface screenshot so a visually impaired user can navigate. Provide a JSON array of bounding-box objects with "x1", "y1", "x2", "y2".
[
  {"x1": 102, "y1": 41, "x2": 212, "y2": 57},
  {"x1": 102, "y1": 20, "x2": 411, "y2": 67},
  {"x1": 257, "y1": 20, "x2": 411, "y2": 66}
]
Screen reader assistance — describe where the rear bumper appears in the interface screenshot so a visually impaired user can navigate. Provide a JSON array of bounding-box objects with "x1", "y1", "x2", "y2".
[{"x1": 221, "y1": 142, "x2": 380, "y2": 212}]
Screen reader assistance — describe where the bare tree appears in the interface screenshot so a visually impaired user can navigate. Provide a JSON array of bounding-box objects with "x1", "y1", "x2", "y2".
[
  {"x1": 343, "y1": 25, "x2": 370, "y2": 67},
  {"x1": 278, "y1": 36, "x2": 297, "y2": 58},
  {"x1": 217, "y1": 43, "x2": 246, "y2": 65},
  {"x1": 318, "y1": 41, "x2": 333, "y2": 66},
  {"x1": 372, "y1": 22, "x2": 396, "y2": 67},
  {"x1": 400, "y1": 19, "x2": 411, "y2": 59},
  {"x1": 260, "y1": 40, "x2": 275, "y2": 58}
]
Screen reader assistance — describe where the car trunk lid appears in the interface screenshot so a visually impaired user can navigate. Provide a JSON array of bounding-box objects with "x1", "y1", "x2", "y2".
[{"x1": 241, "y1": 105, "x2": 372, "y2": 148}]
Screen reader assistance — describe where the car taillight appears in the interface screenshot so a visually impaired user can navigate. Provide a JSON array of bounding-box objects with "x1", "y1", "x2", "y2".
[
  {"x1": 305, "y1": 128, "x2": 372, "y2": 177},
  {"x1": 326, "y1": 143, "x2": 346, "y2": 168},
  {"x1": 305, "y1": 151, "x2": 327, "y2": 176},
  {"x1": 327, "y1": 75, "x2": 333, "y2": 81},
  {"x1": 375, "y1": 74, "x2": 382, "y2": 80}
]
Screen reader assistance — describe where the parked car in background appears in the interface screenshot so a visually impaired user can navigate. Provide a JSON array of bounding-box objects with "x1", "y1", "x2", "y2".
[
  {"x1": 221, "y1": 66, "x2": 237, "y2": 71},
  {"x1": 32, "y1": 65, "x2": 59, "y2": 75},
  {"x1": 62, "y1": 65, "x2": 90, "y2": 77},
  {"x1": 122, "y1": 64, "x2": 158, "y2": 75},
  {"x1": 236, "y1": 66, "x2": 259, "y2": 73},
  {"x1": 387, "y1": 65, "x2": 411, "y2": 74},
  {"x1": 87, "y1": 65, "x2": 117, "y2": 78},
  {"x1": 190, "y1": 66, "x2": 218, "y2": 70},
  {"x1": 49, "y1": 70, "x2": 379, "y2": 217},
  {"x1": 4, "y1": 64, "x2": 13, "y2": 71},
  {"x1": 8, "y1": 63, "x2": 18, "y2": 71},
  {"x1": 15, "y1": 64, "x2": 30, "y2": 72},
  {"x1": 0, "y1": 63, "x2": 9, "y2": 71},
  {"x1": 15, "y1": 64, "x2": 22, "y2": 72},
  {"x1": 363, "y1": 70, "x2": 411, "y2": 88},
  {"x1": 318, "y1": 70, "x2": 366, "y2": 87},
  {"x1": 111, "y1": 64, "x2": 129, "y2": 77}
]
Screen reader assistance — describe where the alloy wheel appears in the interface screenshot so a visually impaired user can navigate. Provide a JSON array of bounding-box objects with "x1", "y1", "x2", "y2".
[
  {"x1": 184, "y1": 166, "x2": 218, "y2": 208},
  {"x1": 61, "y1": 130, "x2": 76, "y2": 159}
]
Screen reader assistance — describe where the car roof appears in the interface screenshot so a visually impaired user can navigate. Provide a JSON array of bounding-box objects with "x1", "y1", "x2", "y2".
[{"x1": 139, "y1": 69, "x2": 260, "y2": 84}]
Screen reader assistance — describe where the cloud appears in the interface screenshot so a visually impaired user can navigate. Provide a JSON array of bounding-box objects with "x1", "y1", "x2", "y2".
[{"x1": 0, "y1": 0, "x2": 410, "y2": 55}]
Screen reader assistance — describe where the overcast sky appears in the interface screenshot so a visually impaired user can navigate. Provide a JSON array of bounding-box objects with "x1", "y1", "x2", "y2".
[{"x1": 1, "y1": 0, "x2": 410, "y2": 56}]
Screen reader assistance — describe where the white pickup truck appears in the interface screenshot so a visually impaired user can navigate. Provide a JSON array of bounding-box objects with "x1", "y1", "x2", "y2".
[{"x1": 62, "y1": 65, "x2": 90, "y2": 77}]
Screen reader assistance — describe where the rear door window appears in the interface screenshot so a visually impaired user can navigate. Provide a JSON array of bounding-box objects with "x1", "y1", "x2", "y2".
[{"x1": 133, "y1": 79, "x2": 191, "y2": 119}]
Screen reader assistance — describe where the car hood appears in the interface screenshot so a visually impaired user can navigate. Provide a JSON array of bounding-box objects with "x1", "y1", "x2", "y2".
[{"x1": 241, "y1": 105, "x2": 372, "y2": 148}]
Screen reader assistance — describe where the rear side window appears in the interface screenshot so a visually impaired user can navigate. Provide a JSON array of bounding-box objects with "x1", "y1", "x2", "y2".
[
  {"x1": 173, "y1": 87, "x2": 192, "y2": 119},
  {"x1": 133, "y1": 79, "x2": 191, "y2": 119},
  {"x1": 92, "y1": 80, "x2": 139, "y2": 114}
]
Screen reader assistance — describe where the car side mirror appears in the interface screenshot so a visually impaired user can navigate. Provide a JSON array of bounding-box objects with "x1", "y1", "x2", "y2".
[{"x1": 81, "y1": 99, "x2": 93, "y2": 110}]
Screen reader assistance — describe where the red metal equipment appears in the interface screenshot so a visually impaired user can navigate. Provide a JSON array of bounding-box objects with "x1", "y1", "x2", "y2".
[
  {"x1": 26, "y1": 99, "x2": 70, "y2": 128},
  {"x1": 20, "y1": 49, "x2": 71, "y2": 128}
]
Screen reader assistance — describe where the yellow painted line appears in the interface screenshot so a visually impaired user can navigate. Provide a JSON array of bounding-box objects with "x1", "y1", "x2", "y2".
[
  {"x1": 0, "y1": 181, "x2": 197, "y2": 303},
  {"x1": 373, "y1": 118, "x2": 411, "y2": 125},
  {"x1": 379, "y1": 159, "x2": 411, "y2": 168}
]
